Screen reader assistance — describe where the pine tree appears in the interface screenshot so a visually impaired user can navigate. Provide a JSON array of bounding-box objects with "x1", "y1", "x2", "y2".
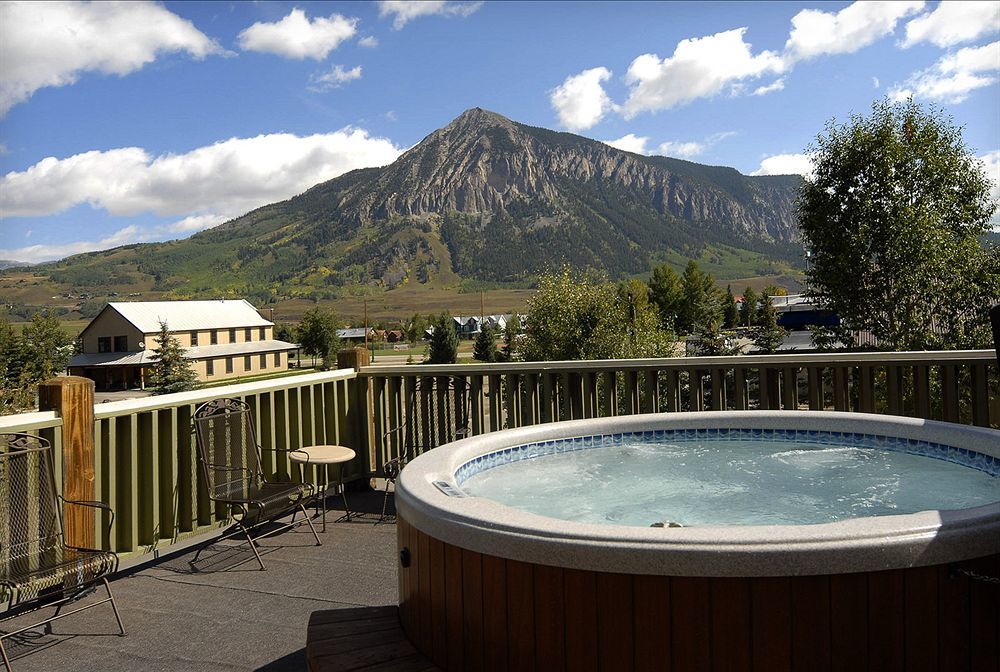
[
  {"x1": 723, "y1": 285, "x2": 739, "y2": 329},
  {"x1": 473, "y1": 325, "x2": 498, "y2": 362},
  {"x1": 428, "y1": 312, "x2": 458, "y2": 364},
  {"x1": 148, "y1": 321, "x2": 198, "y2": 395},
  {"x1": 647, "y1": 263, "x2": 683, "y2": 331},
  {"x1": 740, "y1": 286, "x2": 759, "y2": 327},
  {"x1": 753, "y1": 296, "x2": 786, "y2": 354}
]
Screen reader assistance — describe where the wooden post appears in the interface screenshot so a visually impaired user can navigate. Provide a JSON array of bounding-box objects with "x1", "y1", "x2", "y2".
[
  {"x1": 337, "y1": 348, "x2": 375, "y2": 485},
  {"x1": 38, "y1": 376, "x2": 96, "y2": 550}
]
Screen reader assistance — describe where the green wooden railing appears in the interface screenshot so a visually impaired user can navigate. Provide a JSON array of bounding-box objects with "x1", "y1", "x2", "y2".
[
  {"x1": 0, "y1": 369, "x2": 359, "y2": 564},
  {"x1": 361, "y1": 350, "x2": 999, "y2": 477},
  {"x1": 0, "y1": 349, "x2": 997, "y2": 566}
]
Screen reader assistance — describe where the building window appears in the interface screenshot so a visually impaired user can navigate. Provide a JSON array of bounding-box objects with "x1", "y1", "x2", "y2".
[
  {"x1": 259, "y1": 327, "x2": 266, "y2": 340},
  {"x1": 259, "y1": 354, "x2": 266, "y2": 368},
  {"x1": 98, "y1": 337, "x2": 111, "y2": 353},
  {"x1": 113, "y1": 335, "x2": 128, "y2": 352},
  {"x1": 274, "y1": 352, "x2": 281, "y2": 367},
  {"x1": 244, "y1": 355, "x2": 251, "y2": 371},
  {"x1": 210, "y1": 330, "x2": 218, "y2": 345},
  {"x1": 191, "y1": 331, "x2": 199, "y2": 346},
  {"x1": 244, "y1": 327, "x2": 252, "y2": 341},
  {"x1": 206, "y1": 359, "x2": 214, "y2": 376},
  {"x1": 226, "y1": 357, "x2": 234, "y2": 374},
  {"x1": 229, "y1": 328, "x2": 237, "y2": 343}
]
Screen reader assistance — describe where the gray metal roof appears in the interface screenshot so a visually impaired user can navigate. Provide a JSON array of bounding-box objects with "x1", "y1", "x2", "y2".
[
  {"x1": 69, "y1": 340, "x2": 297, "y2": 367},
  {"x1": 107, "y1": 299, "x2": 272, "y2": 333},
  {"x1": 69, "y1": 351, "x2": 157, "y2": 367},
  {"x1": 183, "y1": 340, "x2": 298, "y2": 359},
  {"x1": 337, "y1": 328, "x2": 372, "y2": 339}
]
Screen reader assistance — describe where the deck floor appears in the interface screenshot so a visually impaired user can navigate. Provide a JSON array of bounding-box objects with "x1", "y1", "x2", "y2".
[{"x1": 1, "y1": 492, "x2": 400, "y2": 671}]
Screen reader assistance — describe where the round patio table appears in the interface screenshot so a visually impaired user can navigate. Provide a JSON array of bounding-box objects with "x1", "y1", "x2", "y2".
[{"x1": 289, "y1": 445, "x2": 355, "y2": 531}]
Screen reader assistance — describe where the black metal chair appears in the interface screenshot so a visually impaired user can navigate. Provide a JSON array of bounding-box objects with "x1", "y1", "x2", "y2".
[
  {"x1": 192, "y1": 398, "x2": 321, "y2": 571},
  {"x1": 0, "y1": 433, "x2": 124, "y2": 670},
  {"x1": 377, "y1": 377, "x2": 472, "y2": 524}
]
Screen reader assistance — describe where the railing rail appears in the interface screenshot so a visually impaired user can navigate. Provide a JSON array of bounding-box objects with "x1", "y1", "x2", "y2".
[
  {"x1": 2, "y1": 369, "x2": 360, "y2": 566},
  {"x1": 361, "y1": 350, "x2": 999, "y2": 476}
]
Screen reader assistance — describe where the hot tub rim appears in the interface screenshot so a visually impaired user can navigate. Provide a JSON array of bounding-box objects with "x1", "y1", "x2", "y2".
[{"x1": 396, "y1": 411, "x2": 1000, "y2": 577}]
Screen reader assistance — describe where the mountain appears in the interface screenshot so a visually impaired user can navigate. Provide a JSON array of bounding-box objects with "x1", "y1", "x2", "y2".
[
  {"x1": 20, "y1": 108, "x2": 804, "y2": 303},
  {"x1": 0, "y1": 260, "x2": 32, "y2": 270}
]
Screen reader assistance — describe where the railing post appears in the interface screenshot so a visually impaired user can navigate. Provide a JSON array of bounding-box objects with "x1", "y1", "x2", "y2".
[
  {"x1": 38, "y1": 376, "x2": 96, "y2": 550},
  {"x1": 337, "y1": 348, "x2": 374, "y2": 479}
]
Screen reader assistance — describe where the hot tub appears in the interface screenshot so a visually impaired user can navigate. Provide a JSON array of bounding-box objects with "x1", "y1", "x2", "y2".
[{"x1": 396, "y1": 411, "x2": 1000, "y2": 671}]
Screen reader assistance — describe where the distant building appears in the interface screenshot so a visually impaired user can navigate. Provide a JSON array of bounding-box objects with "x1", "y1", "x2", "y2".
[
  {"x1": 69, "y1": 300, "x2": 297, "y2": 390},
  {"x1": 336, "y1": 327, "x2": 374, "y2": 344},
  {"x1": 769, "y1": 294, "x2": 840, "y2": 330}
]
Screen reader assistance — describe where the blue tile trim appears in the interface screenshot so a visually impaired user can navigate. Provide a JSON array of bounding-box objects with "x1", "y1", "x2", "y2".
[{"x1": 453, "y1": 427, "x2": 1000, "y2": 485}]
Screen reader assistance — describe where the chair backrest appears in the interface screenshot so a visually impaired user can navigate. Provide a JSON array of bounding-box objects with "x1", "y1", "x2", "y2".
[
  {"x1": 193, "y1": 398, "x2": 263, "y2": 503},
  {"x1": 0, "y1": 434, "x2": 63, "y2": 574},
  {"x1": 400, "y1": 376, "x2": 471, "y2": 460}
]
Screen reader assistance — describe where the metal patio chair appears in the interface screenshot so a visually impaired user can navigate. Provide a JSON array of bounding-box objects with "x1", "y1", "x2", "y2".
[
  {"x1": 0, "y1": 433, "x2": 124, "y2": 670},
  {"x1": 192, "y1": 398, "x2": 321, "y2": 571},
  {"x1": 377, "y1": 377, "x2": 472, "y2": 524}
]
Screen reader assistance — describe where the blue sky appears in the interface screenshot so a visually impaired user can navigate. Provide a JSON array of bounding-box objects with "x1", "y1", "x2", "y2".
[{"x1": 1, "y1": 0, "x2": 998, "y2": 263}]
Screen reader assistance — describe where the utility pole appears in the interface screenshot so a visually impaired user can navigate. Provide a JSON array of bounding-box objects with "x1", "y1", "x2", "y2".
[{"x1": 480, "y1": 291, "x2": 485, "y2": 323}]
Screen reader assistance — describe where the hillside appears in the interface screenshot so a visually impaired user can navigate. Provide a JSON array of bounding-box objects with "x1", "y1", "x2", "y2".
[{"x1": 5, "y1": 108, "x2": 805, "y2": 309}]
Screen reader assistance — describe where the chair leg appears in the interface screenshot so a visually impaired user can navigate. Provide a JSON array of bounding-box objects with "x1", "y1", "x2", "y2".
[
  {"x1": 238, "y1": 521, "x2": 267, "y2": 571},
  {"x1": 104, "y1": 578, "x2": 126, "y2": 636},
  {"x1": 376, "y1": 480, "x2": 394, "y2": 525},
  {"x1": 298, "y1": 502, "x2": 322, "y2": 546},
  {"x1": 0, "y1": 637, "x2": 10, "y2": 672}
]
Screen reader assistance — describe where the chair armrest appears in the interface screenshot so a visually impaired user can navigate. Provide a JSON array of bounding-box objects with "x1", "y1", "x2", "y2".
[{"x1": 59, "y1": 497, "x2": 115, "y2": 547}]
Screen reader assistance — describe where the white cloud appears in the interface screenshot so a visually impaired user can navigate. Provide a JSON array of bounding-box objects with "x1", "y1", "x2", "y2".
[
  {"x1": 752, "y1": 78, "x2": 785, "y2": 96},
  {"x1": 358, "y1": 36, "x2": 379, "y2": 48},
  {"x1": 980, "y1": 150, "x2": 1000, "y2": 209},
  {"x1": 873, "y1": 76, "x2": 881, "y2": 88},
  {"x1": 657, "y1": 141, "x2": 706, "y2": 159},
  {"x1": 622, "y1": 28, "x2": 785, "y2": 117},
  {"x1": 550, "y1": 67, "x2": 617, "y2": 131},
  {"x1": 237, "y1": 8, "x2": 357, "y2": 60},
  {"x1": 784, "y1": 1, "x2": 924, "y2": 62},
  {"x1": 1, "y1": 129, "x2": 403, "y2": 219},
  {"x1": 1, "y1": 129, "x2": 404, "y2": 262},
  {"x1": 752, "y1": 153, "x2": 815, "y2": 177},
  {"x1": 0, "y1": 1, "x2": 226, "y2": 116},
  {"x1": 902, "y1": 1, "x2": 1000, "y2": 48},
  {"x1": 377, "y1": 1, "x2": 483, "y2": 30},
  {"x1": 889, "y1": 41, "x2": 1000, "y2": 103},
  {"x1": 308, "y1": 64, "x2": 363, "y2": 91},
  {"x1": 603, "y1": 134, "x2": 650, "y2": 154}
]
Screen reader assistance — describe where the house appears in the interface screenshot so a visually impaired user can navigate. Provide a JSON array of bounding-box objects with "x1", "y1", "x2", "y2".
[
  {"x1": 68, "y1": 300, "x2": 297, "y2": 390},
  {"x1": 336, "y1": 327, "x2": 374, "y2": 344},
  {"x1": 385, "y1": 330, "x2": 405, "y2": 343}
]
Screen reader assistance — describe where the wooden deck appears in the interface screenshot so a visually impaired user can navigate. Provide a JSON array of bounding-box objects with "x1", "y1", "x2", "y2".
[{"x1": 307, "y1": 606, "x2": 440, "y2": 672}]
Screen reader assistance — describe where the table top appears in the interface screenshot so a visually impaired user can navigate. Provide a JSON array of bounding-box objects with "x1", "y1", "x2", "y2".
[{"x1": 290, "y1": 445, "x2": 356, "y2": 465}]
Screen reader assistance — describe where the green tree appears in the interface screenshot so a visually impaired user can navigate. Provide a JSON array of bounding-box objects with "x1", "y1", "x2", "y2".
[
  {"x1": 500, "y1": 313, "x2": 519, "y2": 362},
  {"x1": 723, "y1": 285, "x2": 739, "y2": 329},
  {"x1": 473, "y1": 325, "x2": 499, "y2": 363},
  {"x1": 428, "y1": 312, "x2": 458, "y2": 364},
  {"x1": 799, "y1": 98, "x2": 998, "y2": 350},
  {"x1": 677, "y1": 261, "x2": 722, "y2": 335},
  {"x1": 274, "y1": 322, "x2": 296, "y2": 343},
  {"x1": 521, "y1": 267, "x2": 673, "y2": 361},
  {"x1": 753, "y1": 295, "x2": 786, "y2": 354},
  {"x1": 297, "y1": 308, "x2": 341, "y2": 368},
  {"x1": 147, "y1": 321, "x2": 198, "y2": 395},
  {"x1": 693, "y1": 320, "x2": 744, "y2": 356},
  {"x1": 740, "y1": 286, "x2": 759, "y2": 327},
  {"x1": 648, "y1": 263, "x2": 683, "y2": 331},
  {"x1": 1, "y1": 314, "x2": 73, "y2": 414},
  {"x1": 406, "y1": 313, "x2": 427, "y2": 343}
]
